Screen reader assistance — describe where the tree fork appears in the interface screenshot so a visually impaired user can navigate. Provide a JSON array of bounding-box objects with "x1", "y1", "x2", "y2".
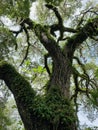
[{"x1": 0, "y1": 61, "x2": 77, "y2": 130}]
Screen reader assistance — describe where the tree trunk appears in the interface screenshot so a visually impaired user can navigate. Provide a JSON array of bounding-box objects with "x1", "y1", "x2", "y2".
[
  {"x1": 0, "y1": 60, "x2": 77, "y2": 130},
  {"x1": 48, "y1": 56, "x2": 72, "y2": 98},
  {"x1": 1, "y1": 6, "x2": 98, "y2": 130}
]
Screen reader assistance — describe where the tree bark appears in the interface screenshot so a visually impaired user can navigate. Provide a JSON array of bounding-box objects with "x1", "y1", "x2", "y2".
[
  {"x1": 0, "y1": 61, "x2": 36, "y2": 130},
  {"x1": 47, "y1": 55, "x2": 72, "y2": 98},
  {"x1": 1, "y1": 15, "x2": 98, "y2": 130},
  {"x1": 1, "y1": 16, "x2": 98, "y2": 130},
  {"x1": 0, "y1": 61, "x2": 77, "y2": 130}
]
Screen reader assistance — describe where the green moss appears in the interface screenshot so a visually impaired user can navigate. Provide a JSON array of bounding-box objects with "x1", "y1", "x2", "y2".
[
  {"x1": 90, "y1": 89, "x2": 98, "y2": 107},
  {"x1": 33, "y1": 86, "x2": 76, "y2": 129},
  {"x1": 0, "y1": 61, "x2": 36, "y2": 108},
  {"x1": 34, "y1": 23, "x2": 54, "y2": 42},
  {"x1": 0, "y1": 61, "x2": 77, "y2": 129}
]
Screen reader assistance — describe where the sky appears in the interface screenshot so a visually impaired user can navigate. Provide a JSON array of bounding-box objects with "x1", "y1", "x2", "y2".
[
  {"x1": 78, "y1": 106, "x2": 98, "y2": 127},
  {"x1": 30, "y1": 1, "x2": 98, "y2": 128},
  {"x1": 1, "y1": 0, "x2": 98, "y2": 129},
  {"x1": 25, "y1": 0, "x2": 98, "y2": 128}
]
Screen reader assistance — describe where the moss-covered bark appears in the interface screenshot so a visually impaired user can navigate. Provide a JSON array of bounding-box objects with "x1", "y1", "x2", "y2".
[
  {"x1": 0, "y1": 61, "x2": 77, "y2": 130},
  {"x1": 1, "y1": 16, "x2": 98, "y2": 130},
  {"x1": 0, "y1": 61, "x2": 35, "y2": 130},
  {"x1": 1, "y1": 2, "x2": 98, "y2": 130}
]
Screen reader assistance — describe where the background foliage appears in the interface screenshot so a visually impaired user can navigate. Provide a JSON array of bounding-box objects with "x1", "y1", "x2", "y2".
[{"x1": 0, "y1": 0, "x2": 98, "y2": 130}]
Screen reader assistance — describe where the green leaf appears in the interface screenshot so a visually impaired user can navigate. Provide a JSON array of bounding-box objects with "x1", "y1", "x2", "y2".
[
  {"x1": 44, "y1": 0, "x2": 63, "y2": 6},
  {"x1": 12, "y1": 105, "x2": 17, "y2": 109},
  {"x1": 95, "y1": 68, "x2": 98, "y2": 78},
  {"x1": 33, "y1": 66, "x2": 45, "y2": 73}
]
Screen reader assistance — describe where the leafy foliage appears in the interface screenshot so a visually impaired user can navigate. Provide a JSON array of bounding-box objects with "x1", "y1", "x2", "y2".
[
  {"x1": 0, "y1": 0, "x2": 98, "y2": 129},
  {"x1": 0, "y1": 27, "x2": 16, "y2": 59},
  {"x1": 0, "y1": 0, "x2": 31, "y2": 18},
  {"x1": 33, "y1": 86, "x2": 76, "y2": 129},
  {"x1": 44, "y1": 0, "x2": 63, "y2": 6},
  {"x1": 95, "y1": 68, "x2": 98, "y2": 78},
  {"x1": 90, "y1": 89, "x2": 98, "y2": 107},
  {"x1": 0, "y1": 84, "x2": 12, "y2": 130}
]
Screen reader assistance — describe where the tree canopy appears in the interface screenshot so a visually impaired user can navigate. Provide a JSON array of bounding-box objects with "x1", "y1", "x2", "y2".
[{"x1": 0, "y1": 0, "x2": 98, "y2": 130}]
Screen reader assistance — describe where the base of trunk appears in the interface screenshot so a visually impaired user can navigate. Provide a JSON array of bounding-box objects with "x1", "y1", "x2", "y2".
[{"x1": 30, "y1": 86, "x2": 77, "y2": 130}]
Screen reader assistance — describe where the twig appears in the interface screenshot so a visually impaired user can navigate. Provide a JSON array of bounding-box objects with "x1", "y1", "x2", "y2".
[
  {"x1": 44, "y1": 53, "x2": 51, "y2": 76},
  {"x1": 20, "y1": 23, "x2": 30, "y2": 66}
]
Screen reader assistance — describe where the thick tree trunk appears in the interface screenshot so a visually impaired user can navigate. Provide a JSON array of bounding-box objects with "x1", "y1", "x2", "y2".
[
  {"x1": 0, "y1": 18, "x2": 78, "y2": 129},
  {"x1": 1, "y1": 8, "x2": 98, "y2": 130},
  {"x1": 0, "y1": 61, "x2": 77, "y2": 130},
  {"x1": 45, "y1": 57, "x2": 77, "y2": 130},
  {"x1": 48, "y1": 56, "x2": 72, "y2": 98}
]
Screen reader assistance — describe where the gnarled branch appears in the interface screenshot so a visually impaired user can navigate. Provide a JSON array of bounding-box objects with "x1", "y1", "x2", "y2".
[{"x1": 46, "y1": 4, "x2": 77, "y2": 42}]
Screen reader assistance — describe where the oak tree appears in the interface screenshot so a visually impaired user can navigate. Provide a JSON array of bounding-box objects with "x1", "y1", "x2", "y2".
[{"x1": 0, "y1": 0, "x2": 98, "y2": 130}]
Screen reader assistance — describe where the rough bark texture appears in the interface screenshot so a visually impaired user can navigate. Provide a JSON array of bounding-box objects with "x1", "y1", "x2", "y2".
[
  {"x1": 1, "y1": 14, "x2": 98, "y2": 130},
  {"x1": 0, "y1": 61, "x2": 77, "y2": 130},
  {"x1": 0, "y1": 61, "x2": 35, "y2": 130}
]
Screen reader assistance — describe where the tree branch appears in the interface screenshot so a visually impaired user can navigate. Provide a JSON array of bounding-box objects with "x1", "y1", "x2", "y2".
[
  {"x1": 20, "y1": 18, "x2": 64, "y2": 60},
  {"x1": 45, "y1": 4, "x2": 63, "y2": 24},
  {"x1": 76, "y1": 7, "x2": 94, "y2": 29},
  {"x1": 11, "y1": 18, "x2": 64, "y2": 61},
  {"x1": 0, "y1": 61, "x2": 36, "y2": 130},
  {"x1": 71, "y1": 56, "x2": 98, "y2": 99},
  {"x1": 45, "y1": 4, "x2": 77, "y2": 42},
  {"x1": 44, "y1": 53, "x2": 51, "y2": 76},
  {"x1": 20, "y1": 24, "x2": 30, "y2": 66},
  {"x1": 64, "y1": 16, "x2": 98, "y2": 59}
]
